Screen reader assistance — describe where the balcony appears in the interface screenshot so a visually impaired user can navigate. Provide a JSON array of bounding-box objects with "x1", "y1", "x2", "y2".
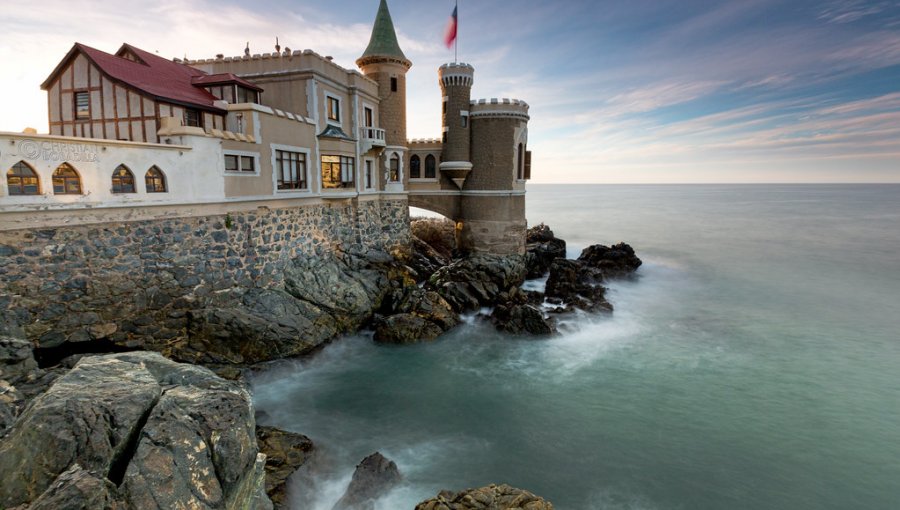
[{"x1": 359, "y1": 126, "x2": 386, "y2": 153}]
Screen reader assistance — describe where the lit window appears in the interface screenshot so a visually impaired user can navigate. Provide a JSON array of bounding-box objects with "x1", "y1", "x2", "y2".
[
  {"x1": 6, "y1": 161, "x2": 40, "y2": 195},
  {"x1": 410, "y1": 155, "x2": 421, "y2": 179},
  {"x1": 52, "y1": 163, "x2": 82, "y2": 195},
  {"x1": 321, "y1": 155, "x2": 355, "y2": 189},
  {"x1": 74, "y1": 92, "x2": 90, "y2": 120},
  {"x1": 327, "y1": 96, "x2": 340, "y2": 122},
  {"x1": 111, "y1": 165, "x2": 136, "y2": 194},
  {"x1": 276, "y1": 150, "x2": 307, "y2": 190},
  {"x1": 425, "y1": 154, "x2": 436, "y2": 179},
  {"x1": 389, "y1": 154, "x2": 399, "y2": 182},
  {"x1": 145, "y1": 166, "x2": 167, "y2": 193}
]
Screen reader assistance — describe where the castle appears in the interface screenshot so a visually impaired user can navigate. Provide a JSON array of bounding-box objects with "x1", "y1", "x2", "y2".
[{"x1": 0, "y1": 0, "x2": 530, "y2": 254}]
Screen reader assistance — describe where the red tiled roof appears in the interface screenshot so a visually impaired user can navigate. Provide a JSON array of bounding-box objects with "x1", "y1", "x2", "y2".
[
  {"x1": 191, "y1": 73, "x2": 263, "y2": 92},
  {"x1": 42, "y1": 43, "x2": 229, "y2": 113}
]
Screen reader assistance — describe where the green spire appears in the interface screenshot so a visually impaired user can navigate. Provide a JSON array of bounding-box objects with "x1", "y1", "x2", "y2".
[{"x1": 359, "y1": 0, "x2": 407, "y2": 61}]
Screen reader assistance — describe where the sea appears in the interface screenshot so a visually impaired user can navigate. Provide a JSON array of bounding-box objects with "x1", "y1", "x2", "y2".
[{"x1": 250, "y1": 184, "x2": 900, "y2": 510}]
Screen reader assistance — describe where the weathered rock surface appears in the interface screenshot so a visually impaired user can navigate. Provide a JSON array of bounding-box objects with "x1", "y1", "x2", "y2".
[
  {"x1": 332, "y1": 452, "x2": 402, "y2": 510},
  {"x1": 491, "y1": 304, "x2": 554, "y2": 335},
  {"x1": 415, "y1": 484, "x2": 554, "y2": 510},
  {"x1": 375, "y1": 288, "x2": 460, "y2": 344},
  {"x1": 256, "y1": 426, "x2": 315, "y2": 509},
  {"x1": 428, "y1": 255, "x2": 527, "y2": 312},
  {"x1": 25, "y1": 464, "x2": 121, "y2": 510},
  {"x1": 525, "y1": 224, "x2": 567, "y2": 279},
  {"x1": 0, "y1": 351, "x2": 271, "y2": 510},
  {"x1": 544, "y1": 259, "x2": 613, "y2": 313},
  {"x1": 577, "y1": 242, "x2": 642, "y2": 277},
  {"x1": 374, "y1": 313, "x2": 445, "y2": 344},
  {"x1": 405, "y1": 235, "x2": 452, "y2": 283}
]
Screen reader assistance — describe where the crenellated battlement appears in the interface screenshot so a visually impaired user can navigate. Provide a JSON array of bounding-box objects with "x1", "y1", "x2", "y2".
[
  {"x1": 469, "y1": 98, "x2": 530, "y2": 120},
  {"x1": 438, "y1": 62, "x2": 475, "y2": 88}
]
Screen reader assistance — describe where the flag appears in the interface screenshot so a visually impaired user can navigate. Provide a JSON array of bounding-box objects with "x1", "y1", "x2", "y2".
[{"x1": 444, "y1": 6, "x2": 458, "y2": 49}]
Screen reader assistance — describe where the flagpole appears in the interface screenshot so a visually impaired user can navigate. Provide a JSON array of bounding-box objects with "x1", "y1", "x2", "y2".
[{"x1": 454, "y1": 0, "x2": 459, "y2": 63}]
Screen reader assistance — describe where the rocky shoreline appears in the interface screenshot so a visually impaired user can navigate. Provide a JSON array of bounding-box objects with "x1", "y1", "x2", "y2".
[{"x1": 0, "y1": 221, "x2": 641, "y2": 509}]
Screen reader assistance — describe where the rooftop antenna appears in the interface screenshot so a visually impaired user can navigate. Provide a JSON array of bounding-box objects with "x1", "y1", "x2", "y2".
[
  {"x1": 244, "y1": 42, "x2": 250, "y2": 57},
  {"x1": 275, "y1": 37, "x2": 281, "y2": 54}
]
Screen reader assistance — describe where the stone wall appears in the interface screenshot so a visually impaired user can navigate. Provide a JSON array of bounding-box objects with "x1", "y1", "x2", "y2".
[{"x1": 0, "y1": 197, "x2": 409, "y2": 351}]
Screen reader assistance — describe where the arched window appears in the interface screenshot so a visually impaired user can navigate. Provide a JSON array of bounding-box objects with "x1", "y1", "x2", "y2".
[
  {"x1": 145, "y1": 166, "x2": 167, "y2": 193},
  {"x1": 389, "y1": 154, "x2": 400, "y2": 182},
  {"x1": 409, "y1": 155, "x2": 421, "y2": 179},
  {"x1": 6, "y1": 161, "x2": 41, "y2": 195},
  {"x1": 52, "y1": 163, "x2": 82, "y2": 195},
  {"x1": 111, "y1": 164, "x2": 136, "y2": 193},
  {"x1": 517, "y1": 143, "x2": 524, "y2": 180},
  {"x1": 425, "y1": 154, "x2": 436, "y2": 179}
]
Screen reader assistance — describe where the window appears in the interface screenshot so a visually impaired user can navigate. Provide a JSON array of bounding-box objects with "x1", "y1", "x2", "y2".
[
  {"x1": 364, "y1": 107, "x2": 374, "y2": 127},
  {"x1": 389, "y1": 154, "x2": 399, "y2": 182},
  {"x1": 74, "y1": 91, "x2": 90, "y2": 120},
  {"x1": 6, "y1": 161, "x2": 40, "y2": 195},
  {"x1": 425, "y1": 154, "x2": 436, "y2": 179},
  {"x1": 276, "y1": 150, "x2": 307, "y2": 190},
  {"x1": 321, "y1": 155, "x2": 355, "y2": 189},
  {"x1": 145, "y1": 166, "x2": 167, "y2": 193},
  {"x1": 184, "y1": 109, "x2": 201, "y2": 127},
  {"x1": 442, "y1": 101, "x2": 447, "y2": 114},
  {"x1": 365, "y1": 160, "x2": 374, "y2": 189},
  {"x1": 237, "y1": 86, "x2": 257, "y2": 104},
  {"x1": 390, "y1": 77, "x2": 397, "y2": 92},
  {"x1": 517, "y1": 143, "x2": 524, "y2": 180},
  {"x1": 461, "y1": 115, "x2": 468, "y2": 128},
  {"x1": 442, "y1": 132, "x2": 447, "y2": 143},
  {"x1": 111, "y1": 165, "x2": 136, "y2": 193},
  {"x1": 52, "y1": 163, "x2": 82, "y2": 195},
  {"x1": 225, "y1": 154, "x2": 255, "y2": 173},
  {"x1": 327, "y1": 96, "x2": 340, "y2": 123},
  {"x1": 409, "y1": 155, "x2": 421, "y2": 179}
]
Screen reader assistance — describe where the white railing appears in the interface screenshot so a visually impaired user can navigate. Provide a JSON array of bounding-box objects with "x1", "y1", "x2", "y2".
[{"x1": 359, "y1": 127, "x2": 386, "y2": 144}]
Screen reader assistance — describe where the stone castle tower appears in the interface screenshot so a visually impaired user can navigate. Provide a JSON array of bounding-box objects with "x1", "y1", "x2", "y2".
[{"x1": 360, "y1": 0, "x2": 531, "y2": 255}]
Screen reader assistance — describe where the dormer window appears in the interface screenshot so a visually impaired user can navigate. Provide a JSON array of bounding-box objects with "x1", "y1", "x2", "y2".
[
  {"x1": 327, "y1": 96, "x2": 340, "y2": 123},
  {"x1": 75, "y1": 91, "x2": 90, "y2": 120},
  {"x1": 184, "y1": 109, "x2": 201, "y2": 127}
]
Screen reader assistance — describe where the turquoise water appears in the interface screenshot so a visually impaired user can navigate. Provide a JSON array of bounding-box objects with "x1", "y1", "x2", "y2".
[{"x1": 251, "y1": 184, "x2": 900, "y2": 509}]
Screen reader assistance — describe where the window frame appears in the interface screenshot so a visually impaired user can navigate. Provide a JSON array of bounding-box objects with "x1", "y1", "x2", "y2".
[
  {"x1": 320, "y1": 154, "x2": 356, "y2": 189},
  {"x1": 270, "y1": 144, "x2": 311, "y2": 193},
  {"x1": 74, "y1": 91, "x2": 90, "y2": 121},
  {"x1": 389, "y1": 154, "x2": 400, "y2": 182},
  {"x1": 409, "y1": 155, "x2": 421, "y2": 179},
  {"x1": 363, "y1": 158, "x2": 376, "y2": 190},
  {"x1": 145, "y1": 166, "x2": 167, "y2": 193},
  {"x1": 52, "y1": 163, "x2": 83, "y2": 195},
  {"x1": 363, "y1": 105, "x2": 374, "y2": 127},
  {"x1": 424, "y1": 154, "x2": 437, "y2": 179},
  {"x1": 111, "y1": 164, "x2": 136, "y2": 194},
  {"x1": 325, "y1": 93, "x2": 341, "y2": 125},
  {"x1": 184, "y1": 108, "x2": 202, "y2": 128},
  {"x1": 6, "y1": 161, "x2": 41, "y2": 196},
  {"x1": 223, "y1": 150, "x2": 260, "y2": 176}
]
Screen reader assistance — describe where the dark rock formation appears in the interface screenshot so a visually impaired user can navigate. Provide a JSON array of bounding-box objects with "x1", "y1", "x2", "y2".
[
  {"x1": 525, "y1": 224, "x2": 567, "y2": 278},
  {"x1": 256, "y1": 426, "x2": 315, "y2": 509},
  {"x1": 374, "y1": 313, "x2": 445, "y2": 344},
  {"x1": 577, "y1": 242, "x2": 642, "y2": 277},
  {"x1": 415, "y1": 483, "x2": 555, "y2": 510},
  {"x1": 544, "y1": 259, "x2": 613, "y2": 313},
  {"x1": 0, "y1": 351, "x2": 271, "y2": 510},
  {"x1": 491, "y1": 304, "x2": 554, "y2": 335},
  {"x1": 405, "y1": 235, "x2": 452, "y2": 283},
  {"x1": 332, "y1": 452, "x2": 402, "y2": 510},
  {"x1": 428, "y1": 255, "x2": 527, "y2": 312},
  {"x1": 374, "y1": 288, "x2": 460, "y2": 344}
]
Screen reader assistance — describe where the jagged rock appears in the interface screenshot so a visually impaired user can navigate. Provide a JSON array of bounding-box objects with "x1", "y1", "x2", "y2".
[
  {"x1": 429, "y1": 255, "x2": 527, "y2": 312},
  {"x1": 525, "y1": 224, "x2": 567, "y2": 279},
  {"x1": 544, "y1": 259, "x2": 613, "y2": 313},
  {"x1": 0, "y1": 351, "x2": 271, "y2": 510},
  {"x1": 406, "y1": 235, "x2": 452, "y2": 283},
  {"x1": 0, "y1": 334, "x2": 38, "y2": 383},
  {"x1": 256, "y1": 426, "x2": 315, "y2": 509},
  {"x1": 374, "y1": 313, "x2": 445, "y2": 344},
  {"x1": 415, "y1": 483, "x2": 554, "y2": 510},
  {"x1": 26, "y1": 464, "x2": 121, "y2": 510},
  {"x1": 491, "y1": 304, "x2": 555, "y2": 335},
  {"x1": 332, "y1": 452, "x2": 402, "y2": 510},
  {"x1": 577, "y1": 243, "x2": 642, "y2": 277}
]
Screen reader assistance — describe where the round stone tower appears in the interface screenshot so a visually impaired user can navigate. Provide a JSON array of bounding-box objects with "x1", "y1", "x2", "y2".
[
  {"x1": 356, "y1": 0, "x2": 411, "y2": 148},
  {"x1": 438, "y1": 63, "x2": 474, "y2": 188}
]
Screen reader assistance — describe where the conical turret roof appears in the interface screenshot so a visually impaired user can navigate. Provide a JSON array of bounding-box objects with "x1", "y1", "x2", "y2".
[{"x1": 358, "y1": 0, "x2": 408, "y2": 63}]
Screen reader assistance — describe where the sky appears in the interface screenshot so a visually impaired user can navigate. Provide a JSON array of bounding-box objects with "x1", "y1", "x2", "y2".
[{"x1": 2, "y1": 0, "x2": 900, "y2": 183}]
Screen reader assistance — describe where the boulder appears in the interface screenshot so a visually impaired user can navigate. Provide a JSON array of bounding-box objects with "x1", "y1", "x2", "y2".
[
  {"x1": 415, "y1": 483, "x2": 554, "y2": 510},
  {"x1": 25, "y1": 464, "x2": 121, "y2": 510},
  {"x1": 0, "y1": 334, "x2": 39, "y2": 384},
  {"x1": 429, "y1": 255, "x2": 527, "y2": 312},
  {"x1": 577, "y1": 243, "x2": 642, "y2": 277},
  {"x1": 491, "y1": 304, "x2": 555, "y2": 336},
  {"x1": 374, "y1": 313, "x2": 444, "y2": 344},
  {"x1": 544, "y1": 259, "x2": 613, "y2": 313},
  {"x1": 332, "y1": 452, "x2": 402, "y2": 510},
  {"x1": 525, "y1": 224, "x2": 567, "y2": 278},
  {"x1": 406, "y1": 235, "x2": 452, "y2": 283},
  {"x1": 256, "y1": 426, "x2": 315, "y2": 509},
  {"x1": 0, "y1": 351, "x2": 271, "y2": 510}
]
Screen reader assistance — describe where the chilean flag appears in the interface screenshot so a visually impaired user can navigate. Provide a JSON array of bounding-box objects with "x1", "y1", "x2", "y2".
[{"x1": 444, "y1": 6, "x2": 458, "y2": 49}]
